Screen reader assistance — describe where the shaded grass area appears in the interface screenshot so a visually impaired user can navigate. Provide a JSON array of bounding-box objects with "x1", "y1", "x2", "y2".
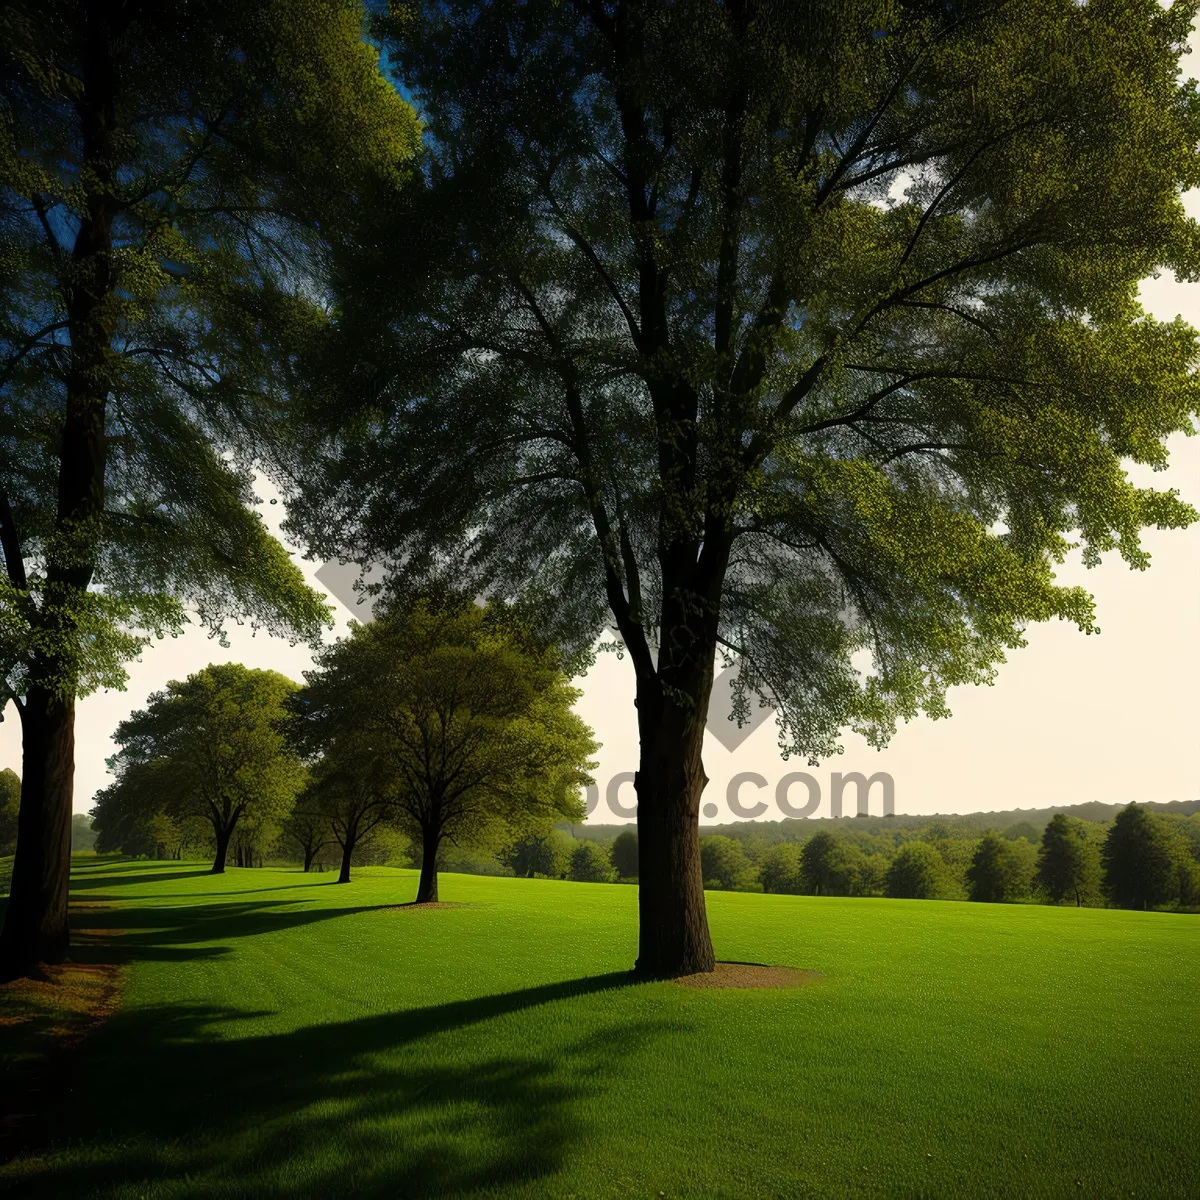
[
  {"x1": 1, "y1": 855, "x2": 1198, "y2": 1197},
  {"x1": 0, "y1": 882, "x2": 124, "y2": 1149}
]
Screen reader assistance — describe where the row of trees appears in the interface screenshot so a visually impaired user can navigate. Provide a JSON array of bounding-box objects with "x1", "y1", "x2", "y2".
[
  {"x1": 4, "y1": 0, "x2": 1200, "y2": 979},
  {"x1": 679, "y1": 807, "x2": 1200, "y2": 910},
  {"x1": 90, "y1": 597, "x2": 597, "y2": 902},
  {"x1": 304, "y1": 804, "x2": 1198, "y2": 912}
]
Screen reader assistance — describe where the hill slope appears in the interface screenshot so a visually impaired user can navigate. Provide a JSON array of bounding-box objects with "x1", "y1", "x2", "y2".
[{"x1": 2, "y1": 857, "x2": 1197, "y2": 1198}]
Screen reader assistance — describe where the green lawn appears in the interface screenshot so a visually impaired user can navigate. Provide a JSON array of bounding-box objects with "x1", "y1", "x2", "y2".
[{"x1": 1, "y1": 856, "x2": 1197, "y2": 1198}]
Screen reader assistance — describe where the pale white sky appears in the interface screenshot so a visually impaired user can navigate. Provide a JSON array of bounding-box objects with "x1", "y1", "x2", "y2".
[{"x1": 4, "y1": 182, "x2": 1198, "y2": 828}]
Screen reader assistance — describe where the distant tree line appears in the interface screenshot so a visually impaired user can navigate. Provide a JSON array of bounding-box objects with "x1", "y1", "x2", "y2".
[
  {"x1": 81, "y1": 741, "x2": 1199, "y2": 914},
  {"x1": 410, "y1": 805, "x2": 1200, "y2": 913}
]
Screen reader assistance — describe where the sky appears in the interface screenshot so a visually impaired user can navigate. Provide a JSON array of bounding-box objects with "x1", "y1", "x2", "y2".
[{"x1": 3, "y1": 205, "x2": 1198, "y2": 830}]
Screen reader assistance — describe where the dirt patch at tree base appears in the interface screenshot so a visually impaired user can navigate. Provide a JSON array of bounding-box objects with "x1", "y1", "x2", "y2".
[
  {"x1": 381, "y1": 901, "x2": 472, "y2": 911},
  {"x1": 674, "y1": 962, "x2": 822, "y2": 990}
]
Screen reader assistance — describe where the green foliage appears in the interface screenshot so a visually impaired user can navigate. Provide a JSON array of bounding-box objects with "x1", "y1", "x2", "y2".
[
  {"x1": 568, "y1": 839, "x2": 616, "y2": 884},
  {"x1": 759, "y1": 842, "x2": 805, "y2": 895},
  {"x1": 93, "y1": 663, "x2": 305, "y2": 865},
  {"x1": 291, "y1": 0, "x2": 1200, "y2": 769},
  {"x1": 290, "y1": 597, "x2": 598, "y2": 870},
  {"x1": 1102, "y1": 803, "x2": 1183, "y2": 910},
  {"x1": 69, "y1": 813, "x2": 96, "y2": 853},
  {"x1": 1003, "y1": 822, "x2": 1042, "y2": 843},
  {"x1": 610, "y1": 829, "x2": 639, "y2": 880},
  {"x1": 886, "y1": 842, "x2": 950, "y2": 900},
  {"x1": 699, "y1": 835, "x2": 759, "y2": 892},
  {"x1": 504, "y1": 829, "x2": 576, "y2": 879},
  {"x1": 0, "y1": 0, "x2": 421, "y2": 710},
  {"x1": 799, "y1": 832, "x2": 843, "y2": 896},
  {"x1": 0, "y1": 766, "x2": 17, "y2": 853},
  {"x1": 1036, "y1": 813, "x2": 1101, "y2": 906},
  {"x1": 967, "y1": 831, "x2": 1032, "y2": 903}
]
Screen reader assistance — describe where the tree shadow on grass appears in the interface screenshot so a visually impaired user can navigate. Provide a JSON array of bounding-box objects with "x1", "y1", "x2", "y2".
[
  {"x1": 7, "y1": 972, "x2": 678, "y2": 1199},
  {"x1": 66, "y1": 898, "x2": 425, "y2": 965},
  {"x1": 69, "y1": 869, "x2": 216, "y2": 891}
]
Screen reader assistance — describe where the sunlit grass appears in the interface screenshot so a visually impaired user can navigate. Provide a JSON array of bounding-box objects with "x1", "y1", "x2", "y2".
[{"x1": 1, "y1": 854, "x2": 1197, "y2": 1198}]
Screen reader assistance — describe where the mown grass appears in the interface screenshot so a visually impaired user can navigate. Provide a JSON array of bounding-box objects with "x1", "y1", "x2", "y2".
[{"x1": 1, "y1": 855, "x2": 1197, "y2": 1198}]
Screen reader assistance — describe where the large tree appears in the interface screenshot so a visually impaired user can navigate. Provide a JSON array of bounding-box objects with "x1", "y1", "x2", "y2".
[
  {"x1": 0, "y1": 0, "x2": 419, "y2": 977},
  {"x1": 288, "y1": 0, "x2": 1200, "y2": 974},
  {"x1": 100, "y1": 664, "x2": 305, "y2": 874},
  {"x1": 290, "y1": 598, "x2": 597, "y2": 903}
]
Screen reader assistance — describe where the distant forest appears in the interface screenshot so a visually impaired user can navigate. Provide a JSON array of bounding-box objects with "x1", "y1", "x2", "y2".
[{"x1": 59, "y1": 793, "x2": 1200, "y2": 914}]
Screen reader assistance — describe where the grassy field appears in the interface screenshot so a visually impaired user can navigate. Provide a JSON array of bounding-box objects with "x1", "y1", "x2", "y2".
[{"x1": 1, "y1": 856, "x2": 1197, "y2": 1199}]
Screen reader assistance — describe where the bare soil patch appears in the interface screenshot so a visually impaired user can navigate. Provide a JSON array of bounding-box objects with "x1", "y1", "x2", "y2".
[{"x1": 674, "y1": 962, "x2": 822, "y2": 990}]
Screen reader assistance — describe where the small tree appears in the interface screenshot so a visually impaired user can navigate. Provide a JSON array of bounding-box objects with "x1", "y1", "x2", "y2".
[
  {"x1": 291, "y1": 598, "x2": 597, "y2": 903},
  {"x1": 305, "y1": 739, "x2": 397, "y2": 884},
  {"x1": 800, "y1": 833, "x2": 843, "y2": 897},
  {"x1": 1037, "y1": 814, "x2": 1100, "y2": 907},
  {"x1": 1102, "y1": 804, "x2": 1180, "y2": 910},
  {"x1": 611, "y1": 830, "x2": 640, "y2": 881},
  {"x1": 105, "y1": 665, "x2": 305, "y2": 874},
  {"x1": 700, "y1": 835, "x2": 758, "y2": 892},
  {"x1": 282, "y1": 800, "x2": 334, "y2": 874},
  {"x1": 569, "y1": 840, "x2": 617, "y2": 883},
  {"x1": 886, "y1": 843, "x2": 948, "y2": 900},
  {"x1": 504, "y1": 829, "x2": 576, "y2": 879},
  {"x1": 856, "y1": 854, "x2": 889, "y2": 898},
  {"x1": 759, "y1": 843, "x2": 804, "y2": 895},
  {"x1": 967, "y1": 832, "x2": 1026, "y2": 902}
]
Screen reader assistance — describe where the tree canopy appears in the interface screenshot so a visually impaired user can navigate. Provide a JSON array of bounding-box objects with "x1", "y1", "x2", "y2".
[
  {"x1": 95, "y1": 663, "x2": 305, "y2": 874},
  {"x1": 289, "y1": 597, "x2": 597, "y2": 902},
  {"x1": 285, "y1": 0, "x2": 1200, "y2": 975}
]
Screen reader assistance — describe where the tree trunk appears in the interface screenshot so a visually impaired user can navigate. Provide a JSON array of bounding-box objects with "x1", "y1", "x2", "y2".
[
  {"x1": 415, "y1": 829, "x2": 440, "y2": 903},
  {"x1": 0, "y1": 2, "x2": 123, "y2": 982},
  {"x1": 633, "y1": 673, "x2": 717, "y2": 978},
  {"x1": 0, "y1": 688, "x2": 75, "y2": 979},
  {"x1": 303, "y1": 846, "x2": 316, "y2": 872},
  {"x1": 211, "y1": 824, "x2": 233, "y2": 874},
  {"x1": 337, "y1": 836, "x2": 355, "y2": 883}
]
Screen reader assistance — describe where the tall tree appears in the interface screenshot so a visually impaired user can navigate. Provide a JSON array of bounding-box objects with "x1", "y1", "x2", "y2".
[
  {"x1": 290, "y1": 598, "x2": 597, "y2": 903},
  {"x1": 289, "y1": 0, "x2": 1200, "y2": 974},
  {"x1": 1036, "y1": 813, "x2": 1100, "y2": 906},
  {"x1": 0, "y1": 0, "x2": 419, "y2": 977},
  {"x1": 1101, "y1": 803, "x2": 1181, "y2": 910},
  {"x1": 103, "y1": 664, "x2": 305, "y2": 874}
]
